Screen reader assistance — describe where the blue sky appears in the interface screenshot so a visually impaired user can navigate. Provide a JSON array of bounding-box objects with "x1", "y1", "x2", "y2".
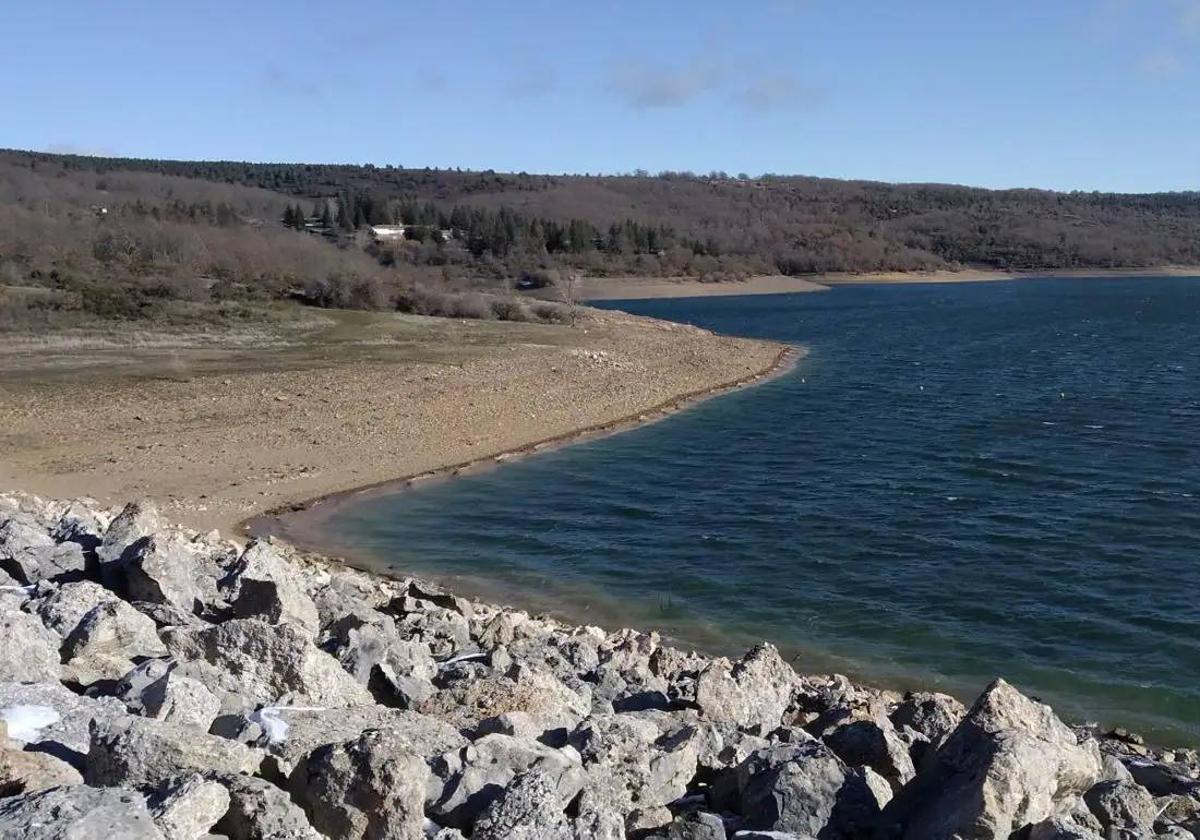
[{"x1": 2, "y1": 1, "x2": 1199, "y2": 192}]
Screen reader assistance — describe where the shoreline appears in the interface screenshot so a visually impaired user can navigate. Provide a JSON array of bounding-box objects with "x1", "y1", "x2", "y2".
[
  {"x1": 1, "y1": 306, "x2": 783, "y2": 534},
  {"x1": 4, "y1": 491, "x2": 1191, "y2": 838},
  {"x1": 243, "y1": 342, "x2": 802, "y2": 542},
  {"x1": 810, "y1": 265, "x2": 1200, "y2": 286},
  {"x1": 574, "y1": 266, "x2": 1200, "y2": 300}
]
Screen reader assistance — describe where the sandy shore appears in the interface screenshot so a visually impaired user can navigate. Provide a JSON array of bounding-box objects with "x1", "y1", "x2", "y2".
[
  {"x1": 577, "y1": 274, "x2": 829, "y2": 300},
  {"x1": 0, "y1": 307, "x2": 785, "y2": 534},
  {"x1": 818, "y1": 265, "x2": 1200, "y2": 285},
  {"x1": 571, "y1": 267, "x2": 1200, "y2": 300}
]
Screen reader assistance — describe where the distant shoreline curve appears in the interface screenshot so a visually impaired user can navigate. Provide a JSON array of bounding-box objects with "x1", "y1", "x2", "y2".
[
  {"x1": 576, "y1": 266, "x2": 1200, "y2": 300},
  {"x1": 242, "y1": 342, "x2": 803, "y2": 544}
]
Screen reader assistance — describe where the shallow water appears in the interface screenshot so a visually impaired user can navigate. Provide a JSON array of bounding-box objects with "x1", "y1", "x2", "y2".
[{"x1": 310, "y1": 277, "x2": 1200, "y2": 744}]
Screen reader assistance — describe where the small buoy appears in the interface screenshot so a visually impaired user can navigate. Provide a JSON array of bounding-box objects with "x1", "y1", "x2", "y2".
[{"x1": 1060, "y1": 392, "x2": 1066, "y2": 399}]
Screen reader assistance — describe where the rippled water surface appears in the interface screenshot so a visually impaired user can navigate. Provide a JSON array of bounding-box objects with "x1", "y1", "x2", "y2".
[{"x1": 312, "y1": 277, "x2": 1200, "y2": 743}]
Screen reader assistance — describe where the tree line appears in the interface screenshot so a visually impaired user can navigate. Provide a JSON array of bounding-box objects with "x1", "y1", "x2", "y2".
[{"x1": 7, "y1": 147, "x2": 1200, "y2": 295}]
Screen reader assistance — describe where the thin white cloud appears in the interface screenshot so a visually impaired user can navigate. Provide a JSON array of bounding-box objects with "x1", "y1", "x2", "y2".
[
  {"x1": 1139, "y1": 48, "x2": 1186, "y2": 76},
  {"x1": 1175, "y1": 0, "x2": 1200, "y2": 33},
  {"x1": 610, "y1": 54, "x2": 817, "y2": 114},
  {"x1": 44, "y1": 142, "x2": 118, "y2": 157},
  {"x1": 734, "y1": 74, "x2": 817, "y2": 113},
  {"x1": 610, "y1": 56, "x2": 725, "y2": 108},
  {"x1": 505, "y1": 65, "x2": 557, "y2": 100}
]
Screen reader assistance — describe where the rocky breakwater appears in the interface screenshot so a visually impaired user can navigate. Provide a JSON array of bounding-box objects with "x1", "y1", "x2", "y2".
[{"x1": 0, "y1": 493, "x2": 1198, "y2": 839}]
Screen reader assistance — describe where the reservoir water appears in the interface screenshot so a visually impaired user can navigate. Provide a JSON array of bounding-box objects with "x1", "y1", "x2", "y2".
[{"x1": 306, "y1": 277, "x2": 1200, "y2": 744}]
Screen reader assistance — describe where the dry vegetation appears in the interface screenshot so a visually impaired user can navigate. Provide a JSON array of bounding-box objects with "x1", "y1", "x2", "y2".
[
  {"x1": 0, "y1": 154, "x2": 565, "y2": 333},
  {"x1": 5, "y1": 147, "x2": 1200, "y2": 334}
]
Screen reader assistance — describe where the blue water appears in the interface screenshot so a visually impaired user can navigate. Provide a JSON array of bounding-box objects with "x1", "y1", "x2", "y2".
[{"x1": 311, "y1": 277, "x2": 1200, "y2": 744}]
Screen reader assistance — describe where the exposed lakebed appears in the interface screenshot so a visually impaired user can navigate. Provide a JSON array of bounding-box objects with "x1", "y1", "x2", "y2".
[{"x1": 303, "y1": 277, "x2": 1200, "y2": 744}]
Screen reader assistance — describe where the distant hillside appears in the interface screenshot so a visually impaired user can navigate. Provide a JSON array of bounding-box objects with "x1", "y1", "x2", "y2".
[
  {"x1": 3, "y1": 147, "x2": 1200, "y2": 331},
  {"x1": 8, "y1": 148, "x2": 1200, "y2": 277},
  {"x1": 0, "y1": 151, "x2": 565, "y2": 331}
]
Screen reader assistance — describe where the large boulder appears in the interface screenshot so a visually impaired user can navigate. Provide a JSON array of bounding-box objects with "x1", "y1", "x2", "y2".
[
  {"x1": 823, "y1": 716, "x2": 916, "y2": 791},
  {"x1": 0, "y1": 514, "x2": 86, "y2": 584},
  {"x1": 161, "y1": 618, "x2": 373, "y2": 708},
  {"x1": 0, "y1": 785, "x2": 166, "y2": 839},
  {"x1": 212, "y1": 773, "x2": 323, "y2": 840},
  {"x1": 420, "y1": 662, "x2": 589, "y2": 732},
  {"x1": 650, "y1": 812, "x2": 728, "y2": 840},
  {"x1": 382, "y1": 585, "x2": 472, "y2": 659},
  {"x1": 27, "y1": 579, "x2": 123, "y2": 637},
  {"x1": 323, "y1": 612, "x2": 437, "y2": 707},
  {"x1": 50, "y1": 499, "x2": 109, "y2": 557},
  {"x1": 117, "y1": 532, "x2": 227, "y2": 618},
  {"x1": 570, "y1": 713, "x2": 698, "y2": 819},
  {"x1": 888, "y1": 690, "x2": 965, "y2": 764},
  {"x1": 1081, "y1": 779, "x2": 1157, "y2": 838},
  {"x1": 1027, "y1": 816, "x2": 1106, "y2": 839},
  {"x1": 61, "y1": 599, "x2": 169, "y2": 684},
  {"x1": 0, "y1": 611, "x2": 62, "y2": 682},
  {"x1": 694, "y1": 643, "x2": 796, "y2": 733},
  {"x1": 247, "y1": 705, "x2": 466, "y2": 778},
  {"x1": 97, "y1": 501, "x2": 164, "y2": 582},
  {"x1": 147, "y1": 773, "x2": 231, "y2": 839},
  {"x1": 113, "y1": 658, "x2": 221, "y2": 730},
  {"x1": 290, "y1": 728, "x2": 428, "y2": 840},
  {"x1": 429, "y1": 733, "x2": 584, "y2": 829},
  {"x1": 84, "y1": 715, "x2": 262, "y2": 787},
  {"x1": 224, "y1": 541, "x2": 319, "y2": 633},
  {"x1": 727, "y1": 741, "x2": 889, "y2": 838},
  {"x1": 0, "y1": 719, "x2": 83, "y2": 796},
  {"x1": 0, "y1": 680, "x2": 131, "y2": 755},
  {"x1": 472, "y1": 767, "x2": 580, "y2": 840},
  {"x1": 880, "y1": 678, "x2": 1102, "y2": 839}
]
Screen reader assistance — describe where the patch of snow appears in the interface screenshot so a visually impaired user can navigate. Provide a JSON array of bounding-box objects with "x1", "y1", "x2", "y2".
[
  {"x1": 1, "y1": 704, "x2": 60, "y2": 742},
  {"x1": 250, "y1": 705, "x2": 326, "y2": 744}
]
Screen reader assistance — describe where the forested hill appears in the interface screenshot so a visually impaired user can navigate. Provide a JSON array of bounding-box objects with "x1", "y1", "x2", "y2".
[{"x1": 8, "y1": 148, "x2": 1200, "y2": 276}]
